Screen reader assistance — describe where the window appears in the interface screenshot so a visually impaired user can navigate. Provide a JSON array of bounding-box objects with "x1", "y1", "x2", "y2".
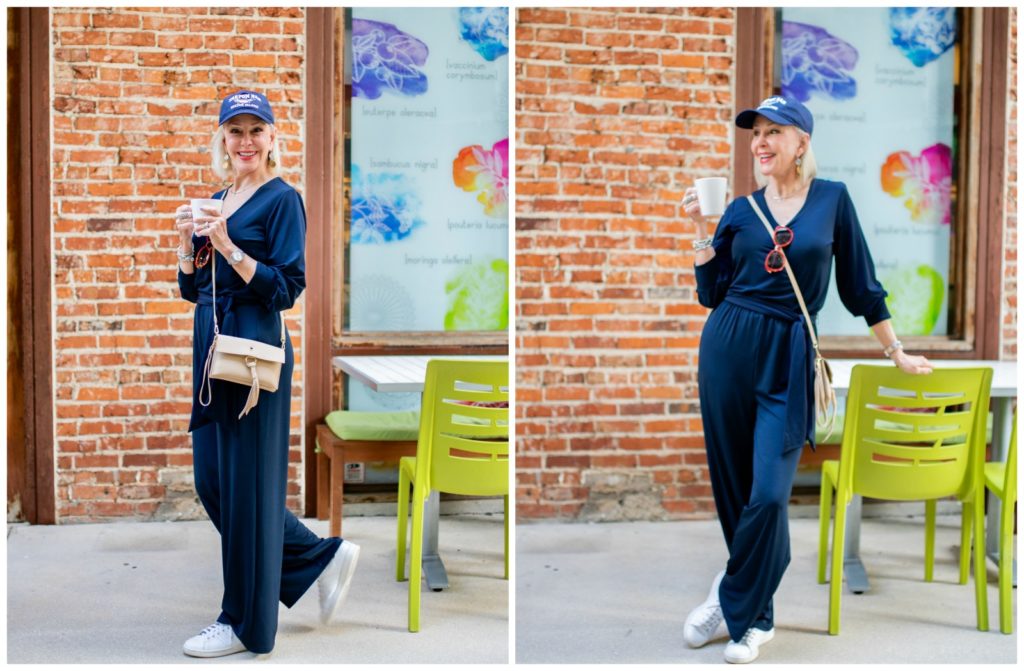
[
  {"x1": 339, "y1": 7, "x2": 510, "y2": 410},
  {"x1": 735, "y1": 7, "x2": 1009, "y2": 358}
]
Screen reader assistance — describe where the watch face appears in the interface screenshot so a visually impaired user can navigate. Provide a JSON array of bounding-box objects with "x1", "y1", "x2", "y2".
[{"x1": 231, "y1": 250, "x2": 244, "y2": 263}]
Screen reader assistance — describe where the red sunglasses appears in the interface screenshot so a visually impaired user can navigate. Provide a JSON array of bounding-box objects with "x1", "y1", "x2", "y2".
[
  {"x1": 194, "y1": 239, "x2": 213, "y2": 269},
  {"x1": 764, "y1": 225, "x2": 793, "y2": 273}
]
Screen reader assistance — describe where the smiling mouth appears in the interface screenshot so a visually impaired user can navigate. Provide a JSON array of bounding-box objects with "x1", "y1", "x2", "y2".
[{"x1": 237, "y1": 151, "x2": 257, "y2": 160}]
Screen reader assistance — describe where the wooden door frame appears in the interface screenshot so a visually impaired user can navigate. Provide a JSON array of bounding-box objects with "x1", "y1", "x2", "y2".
[{"x1": 8, "y1": 7, "x2": 55, "y2": 524}]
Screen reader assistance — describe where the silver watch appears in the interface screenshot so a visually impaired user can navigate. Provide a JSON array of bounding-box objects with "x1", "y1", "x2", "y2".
[{"x1": 226, "y1": 248, "x2": 245, "y2": 266}]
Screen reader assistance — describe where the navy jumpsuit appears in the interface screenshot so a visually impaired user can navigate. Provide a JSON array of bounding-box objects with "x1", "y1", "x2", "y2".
[
  {"x1": 694, "y1": 179, "x2": 890, "y2": 641},
  {"x1": 178, "y1": 177, "x2": 342, "y2": 654}
]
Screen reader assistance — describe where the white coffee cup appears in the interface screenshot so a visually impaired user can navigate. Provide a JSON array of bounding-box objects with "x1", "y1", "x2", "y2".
[
  {"x1": 190, "y1": 198, "x2": 223, "y2": 225},
  {"x1": 694, "y1": 177, "x2": 728, "y2": 217}
]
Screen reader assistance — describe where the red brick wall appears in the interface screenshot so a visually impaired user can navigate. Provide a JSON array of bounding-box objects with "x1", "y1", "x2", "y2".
[
  {"x1": 515, "y1": 7, "x2": 735, "y2": 521},
  {"x1": 50, "y1": 7, "x2": 307, "y2": 522},
  {"x1": 1001, "y1": 8, "x2": 1017, "y2": 361}
]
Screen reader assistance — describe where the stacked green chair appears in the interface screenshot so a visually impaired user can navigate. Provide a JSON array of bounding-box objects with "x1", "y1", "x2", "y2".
[
  {"x1": 395, "y1": 359, "x2": 509, "y2": 632},
  {"x1": 817, "y1": 365, "x2": 992, "y2": 635},
  {"x1": 967, "y1": 407, "x2": 1016, "y2": 633}
]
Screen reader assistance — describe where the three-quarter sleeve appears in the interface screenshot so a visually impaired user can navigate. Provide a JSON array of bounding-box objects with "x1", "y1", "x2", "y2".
[
  {"x1": 178, "y1": 267, "x2": 198, "y2": 304},
  {"x1": 247, "y1": 189, "x2": 307, "y2": 312},
  {"x1": 695, "y1": 200, "x2": 735, "y2": 309},
  {"x1": 833, "y1": 185, "x2": 891, "y2": 326}
]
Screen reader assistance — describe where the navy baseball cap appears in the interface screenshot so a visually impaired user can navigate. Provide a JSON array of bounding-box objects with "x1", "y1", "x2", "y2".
[
  {"x1": 735, "y1": 95, "x2": 813, "y2": 136},
  {"x1": 218, "y1": 90, "x2": 275, "y2": 126}
]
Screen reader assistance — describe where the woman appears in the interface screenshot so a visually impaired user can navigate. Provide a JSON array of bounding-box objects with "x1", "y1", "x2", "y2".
[
  {"x1": 174, "y1": 90, "x2": 359, "y2": 658},
  {"x1": 681, "y1": 95, "x2": 933, "y2": 664}
]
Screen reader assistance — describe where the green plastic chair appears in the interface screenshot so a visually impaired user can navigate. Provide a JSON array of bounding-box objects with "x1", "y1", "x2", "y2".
[
  {"x1": 817, "y1": 365, "x2": 992, "y2": 635},
  {"x1": 395, "y1": 359, "x2": 509, "y2": 632},
  {"x1": 963, "y1": 407, "x2": 1016, "y2": 633}
]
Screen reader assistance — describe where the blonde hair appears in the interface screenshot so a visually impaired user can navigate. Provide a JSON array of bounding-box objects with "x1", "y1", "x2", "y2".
[
  {"x1": 210, "y1": 123, "x2": 281, "y2": 181},
  {"x1": 752, "y1": 129, "x2": 817, "y2": 188}
]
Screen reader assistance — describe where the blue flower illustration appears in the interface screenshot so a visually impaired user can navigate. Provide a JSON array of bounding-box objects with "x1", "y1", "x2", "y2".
[
  {"x1": 889, "y1": 8, "x2": 957, "y2": 67},
  {"x1": 781, "y1": 21, "x2": 858, "y2": 103},
  {"x1": 350, "y1": 165, "x2": 425, "y2": 244},
  {"x1": 351, "y1": 19, "x2": 429, "y2": 100},
  {"x1": 458, "y1": 8, "x2": 509, "y2": 61}
]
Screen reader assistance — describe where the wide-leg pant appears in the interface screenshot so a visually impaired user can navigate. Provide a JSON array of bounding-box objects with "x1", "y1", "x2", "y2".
[
  {"x1": 697, "y1": 301, "x2": 804, "y2": 642},
  {"x1": 191, "y1": 341, "x2": 341, "y2": 654}
]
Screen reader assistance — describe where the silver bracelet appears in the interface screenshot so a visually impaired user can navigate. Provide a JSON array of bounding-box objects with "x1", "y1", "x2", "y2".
[
  {"x1": 692, "y1": 237, "x2": 714, "y2": 251},
  {"x1": 883, "y1": 340, "x2": 903, "y2": 358},
  {"x1": 176, "y1": 247, "x2": 195, "y2": 263}
]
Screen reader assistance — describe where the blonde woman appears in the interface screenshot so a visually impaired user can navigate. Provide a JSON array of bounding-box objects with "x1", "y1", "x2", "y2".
[
  {"x1": 174, "y1": 90, "x2": 359, "y2": 657},
  {"x1": 681, "y1": 95, "x2": 931, "y2": 663}
]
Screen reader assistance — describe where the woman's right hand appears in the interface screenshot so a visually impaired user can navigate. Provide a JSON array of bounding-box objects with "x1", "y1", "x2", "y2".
[{"x1": 175, "y1": 205, "x2": 194, "y2": 250}]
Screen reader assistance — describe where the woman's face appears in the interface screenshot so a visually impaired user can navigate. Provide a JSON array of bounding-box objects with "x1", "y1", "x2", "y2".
[
  {"x1": 223, "y1": 114, "x2": 275, "y2": 178},
  {"x1": 750, "y1": 116, "x2": 806, "y2": 181}
]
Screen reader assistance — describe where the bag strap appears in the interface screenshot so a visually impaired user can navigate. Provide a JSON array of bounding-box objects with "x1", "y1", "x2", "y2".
[
  {"x1": 207, "y1": 189, "x2": 286, "y2": 348},
  {"x1": 746, "y1": 195, "x2": 821, "y2": 353}
]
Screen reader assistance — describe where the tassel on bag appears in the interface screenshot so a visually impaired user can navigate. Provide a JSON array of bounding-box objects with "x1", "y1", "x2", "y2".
[{"x1": 241, "y1": 358, "x2": 261, "y2": 419}]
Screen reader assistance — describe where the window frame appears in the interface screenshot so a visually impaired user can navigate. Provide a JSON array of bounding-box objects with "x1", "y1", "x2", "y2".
[{"x1": 733, "y1": 7, "x2": 1009, "y2": 360}]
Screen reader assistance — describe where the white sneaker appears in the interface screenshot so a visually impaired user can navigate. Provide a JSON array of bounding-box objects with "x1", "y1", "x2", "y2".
[
  {"x1": 724, "y1": 626, "x2": 775, "y2": 664},
  {"x1": 182, "y1": 622, "x2": 247, "y2": 658},
  {"x1": 318, "y1": 541, "x2": 360, "y2": 624},
  {"x1": 683, "y1": 570, "x2": 726, "y2": 648}
]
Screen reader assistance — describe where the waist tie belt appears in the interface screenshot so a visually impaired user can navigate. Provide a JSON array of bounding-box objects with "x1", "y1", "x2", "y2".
[{"x1": 723, "y1": 295, "x2": 817, "y2": 454}]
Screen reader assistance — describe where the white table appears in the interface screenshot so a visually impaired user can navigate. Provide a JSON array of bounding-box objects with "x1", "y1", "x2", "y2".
[
  {"x1": 333, "y1": 354, "x2": 508, "y2": 591},
  {"x1": 830, "y1": 359, "x2": 1017, "y2": 594}
]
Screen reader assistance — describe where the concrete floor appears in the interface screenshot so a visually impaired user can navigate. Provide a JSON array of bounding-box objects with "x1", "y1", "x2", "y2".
[
  {"x1": 7, "y1": 511, "x2": 508, "y2": 664},
  {"x1": 516, "y1": 511, "x2": 1016, "y2": 664}
]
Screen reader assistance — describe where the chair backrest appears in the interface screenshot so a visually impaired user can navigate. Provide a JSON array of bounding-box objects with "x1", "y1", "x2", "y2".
[
  {"x1": 416, "y1": 359, "x2": 509, "y2": 497},
  {"x1": 839, "y1": 365, "x2": 992, "y2": 501}
]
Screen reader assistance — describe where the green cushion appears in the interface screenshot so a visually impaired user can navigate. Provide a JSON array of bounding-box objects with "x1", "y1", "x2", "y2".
[{"x1": 325, "y1": 410, "x2": 420, "y2": 441}]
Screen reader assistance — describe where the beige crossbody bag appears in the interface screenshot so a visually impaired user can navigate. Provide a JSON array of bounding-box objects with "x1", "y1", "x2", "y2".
[
  {"x1": 747, "y1": 195, "x2": 838, "y2": 442},
  {"x1": 198, "y1": 233, "x2": 286, "y2": 419}
]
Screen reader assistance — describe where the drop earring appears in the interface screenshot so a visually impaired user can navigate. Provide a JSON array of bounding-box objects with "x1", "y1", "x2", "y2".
[
  {"x1": 795, "y1": 155, "x2": 803, "y2": 177},
  {"x1": 267, "y1": 151, "x2": 276, "y2": 168}
]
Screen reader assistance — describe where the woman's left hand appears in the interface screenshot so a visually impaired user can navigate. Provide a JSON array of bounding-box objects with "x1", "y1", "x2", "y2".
[
  {"x1": 194, "y1": 206, "x2": 234, "y2": 255},
  {"x1": 892, "y1": 349, "x2": 934, "y2": 375}
]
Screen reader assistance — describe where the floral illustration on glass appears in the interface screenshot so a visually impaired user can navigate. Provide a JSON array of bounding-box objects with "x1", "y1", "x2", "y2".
[
  {"x1": 445, "y1": 258, "x2": 509, "y2": 331},
  {"x1": 348, "y1": 274, "x2": 417, "y2": 331},
  {"x1": 780, "y1": 21, "x2": 858, "y2": 103},
  {"x1": 880, "y1": 143, "x2": 952, "y2": 226},
  {"x1": 458, "y1": 7, "x2": 509, "y2": 61},
  {"x1": 350, "y1": 165, "x2": 425, "y2": 244},
  {"x1": 889, "y1": 8, "x2": 957, "y2": 67},
  {"x1": 452, "y1": 138, "x2": 509, "y2": 218},
  {"x1": 882, "y1": 264, "x2": 945, "y2": 335},
  {"x1": 351, "y1": 18, "x2": 429, "y2": 100}
]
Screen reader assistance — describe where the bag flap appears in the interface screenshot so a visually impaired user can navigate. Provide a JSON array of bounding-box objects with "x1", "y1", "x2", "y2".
[{"x1": 215, "y1": 334, "x2": 286, "y2": 364}]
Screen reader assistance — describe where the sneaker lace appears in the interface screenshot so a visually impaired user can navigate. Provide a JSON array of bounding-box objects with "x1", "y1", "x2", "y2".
[
  {"x1": 693, "y1": 606, "x2": 722, "y2": 635},
  {"x1": 198, "y1": 623, "x2": 227, "y2": 640},
  {"x1": 739, "y1": 628, "x2": 760, "y2": 646}
]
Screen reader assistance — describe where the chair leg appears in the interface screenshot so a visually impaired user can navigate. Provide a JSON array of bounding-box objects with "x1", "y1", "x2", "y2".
[
  {"x1": 958, "y1": 501, "x2": 971, "y2": 585},
  {"x1": 818, "y1": 469, "x2": 835, "y2": 585},
  {"x1": 828, "y1": 488, "x2": 848, "y2": 635},
  {"x1": 329, "y1": 452, "x2": 344, "y2": 539},
  {"x1": 924, "y1": 499, "x2": 936, "y2": 582},
  {"x1": 972, "y1": 490, "x2": 990, "y2": 631},
  {"x1": 503, "y1": 494, "x2": 509, "y2": 580},
  {"x1": 396, "y1": 460, "x2": 411, "y2": 582},
  {"x1": 999, "y1": 497, "x2": 1014, "y2": 634},
  {"x1": 408, "y1": 481, "x2": 427, "y2": 633}
]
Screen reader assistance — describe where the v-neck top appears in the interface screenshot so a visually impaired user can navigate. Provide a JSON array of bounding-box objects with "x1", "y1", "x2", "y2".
[
  {"x1": 695, "y1": 178, "x2": 890, "y2": 326},
  {"x1": 178, "y1": 177, "x2": 307, "y2": 431},
  {"x1": 178, "y1": 176, "x2": 307, "y2": 316}
]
